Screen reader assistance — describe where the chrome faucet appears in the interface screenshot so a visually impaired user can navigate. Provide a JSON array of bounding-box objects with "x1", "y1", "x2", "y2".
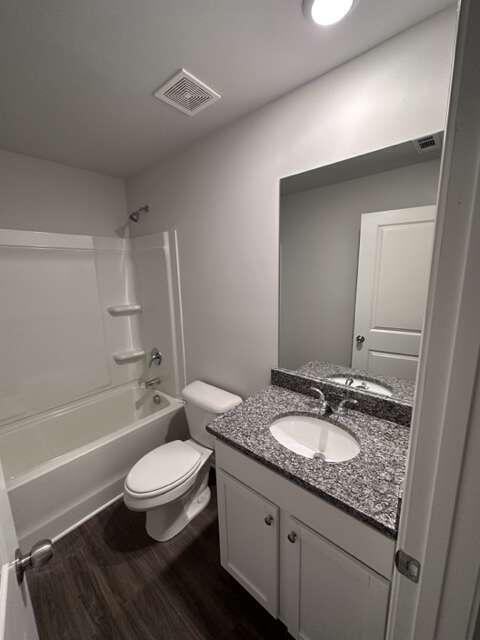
[
  {"x1": 148, "y1": 348, "x2": 162, "y2": 368},
  {"x1": 337, "y1": 398, "x2": 359, "y2": 414},
  {"x1": 142, "y1": 376, "x2": 162, "y2": 389},
  {"x1": 309, "y1": 387, "x2": 330, "y2": 416}
]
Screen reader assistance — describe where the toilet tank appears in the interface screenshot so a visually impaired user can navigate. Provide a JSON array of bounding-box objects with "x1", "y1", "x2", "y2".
[{"x1": 182, "y1": 381, "x2": 242, "y2": 449}]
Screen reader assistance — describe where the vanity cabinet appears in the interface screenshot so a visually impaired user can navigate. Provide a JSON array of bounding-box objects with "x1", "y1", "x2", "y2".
[
  {"x1": 217, "y1": 471, "x2": 279, "y2": 616},
  {"x1": 215, "y1": 442, "x2": 394, "y2": 640}
]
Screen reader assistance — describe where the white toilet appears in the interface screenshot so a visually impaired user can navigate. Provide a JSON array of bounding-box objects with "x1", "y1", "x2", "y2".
[{"x1": 124, "y1": 380, "x2": 242, "y2": 542}]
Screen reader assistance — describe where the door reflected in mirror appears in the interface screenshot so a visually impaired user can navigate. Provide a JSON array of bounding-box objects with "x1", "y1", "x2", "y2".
[{"x1": 278, "y1": 134, "x2": 442, "y2": 400}]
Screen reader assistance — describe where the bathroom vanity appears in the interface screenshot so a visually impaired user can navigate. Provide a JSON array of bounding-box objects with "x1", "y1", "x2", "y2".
[{"x1": 207, "y1": 375, "x2": 410, "y2": 640}]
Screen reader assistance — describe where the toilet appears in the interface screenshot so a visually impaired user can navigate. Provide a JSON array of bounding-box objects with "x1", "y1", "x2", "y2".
[{"x1": 124, "y1": 380, "x2": 242, "y2": 542}]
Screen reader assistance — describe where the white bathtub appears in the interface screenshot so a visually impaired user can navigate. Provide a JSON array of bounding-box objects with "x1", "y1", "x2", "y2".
[{"x1": 0, "y1": 384, "x2": 186, "y2": 547}]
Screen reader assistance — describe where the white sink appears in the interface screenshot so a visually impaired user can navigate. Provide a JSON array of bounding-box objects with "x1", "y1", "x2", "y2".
[
  {"x1": 327, "y1": 375, "x2": 393, "y2": 397},
  {"x1": 270, "y1": 415, "x2": 360, "y2": 462}
]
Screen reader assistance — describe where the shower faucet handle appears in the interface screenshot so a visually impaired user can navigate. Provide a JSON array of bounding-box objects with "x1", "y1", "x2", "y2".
[{"x1": 148, "y1": 348, "x2": 162, "y2": 368}]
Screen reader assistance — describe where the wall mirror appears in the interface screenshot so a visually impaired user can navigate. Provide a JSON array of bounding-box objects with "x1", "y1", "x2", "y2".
[{"x1": 278, "y1": 133, "x2": 443, "y2": 402}]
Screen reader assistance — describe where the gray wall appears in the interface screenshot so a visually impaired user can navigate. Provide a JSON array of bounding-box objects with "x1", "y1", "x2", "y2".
[
  {"x1": 279, "y1": 159, "x2": 441, "y2": 370},
  {"x1": 0, "y1": 149, "x2": 126, "y2": 236},
  {"x1": 126, "y1": 9, "x2": 455, "y2": 398}
]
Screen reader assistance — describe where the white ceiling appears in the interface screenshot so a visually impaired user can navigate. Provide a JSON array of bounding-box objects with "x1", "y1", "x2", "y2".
[{"x1": 0, "y1": 0, "x2": 453, "y2": 177}]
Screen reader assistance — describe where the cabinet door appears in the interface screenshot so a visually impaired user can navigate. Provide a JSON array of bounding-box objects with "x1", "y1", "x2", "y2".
[
  {"x1": 283, "y1": 517, "x2": 390, "y2": 640},
  {"x1": 217, "y1": 469, "x2": 279, "y2": 616}
]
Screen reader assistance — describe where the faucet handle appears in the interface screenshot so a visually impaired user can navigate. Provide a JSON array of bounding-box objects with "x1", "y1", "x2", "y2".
[
  {"x1": 309, "y1": 387, "x2": 330, "y2": 416},
  {"x1": 337, "y1": 398, "x2": 359, "y2": 414},
  {"x1": 309, "y1": 386, "x2": 325, "y2": 400},
  {"x1": 149, "y1": 348, "x2": 162, "y2": 368}
]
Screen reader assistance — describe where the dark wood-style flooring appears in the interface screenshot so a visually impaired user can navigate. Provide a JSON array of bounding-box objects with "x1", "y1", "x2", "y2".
[{"x1": 29, "y1": 490, "x2": 290, "y2": 640}]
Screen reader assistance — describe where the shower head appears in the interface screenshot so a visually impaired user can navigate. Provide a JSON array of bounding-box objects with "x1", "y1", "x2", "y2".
[{"x1": 128, "y1": 205, "x2": 149, "y2": 223}]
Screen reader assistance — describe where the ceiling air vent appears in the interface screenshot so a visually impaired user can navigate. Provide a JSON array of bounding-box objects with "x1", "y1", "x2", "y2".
[
  {"x1": 154, "y1": 69, "x2": 221, "y2": 116},
  {"x1": 413, "y1": 134, "x2": 441, "y2": 154}
]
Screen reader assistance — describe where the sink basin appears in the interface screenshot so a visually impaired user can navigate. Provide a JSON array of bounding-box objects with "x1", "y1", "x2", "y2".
[
  {"x1": 327, "y1": 375, "x2": 393, "y2": 397},
  {"x1": 270, "y1": 415, "x2": 360, "y2": 462}
]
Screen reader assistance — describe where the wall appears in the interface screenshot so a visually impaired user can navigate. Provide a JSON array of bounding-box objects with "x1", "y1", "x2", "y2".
[
  {"x1": 279, "y1": 159, "x2": 441, "y2": 370},
  {"x1": 126, "y1": 9, "x2": 456, "y2": 398},
  {"x1": 0, "y1": 149, "x2": 126, "y2": 236}
]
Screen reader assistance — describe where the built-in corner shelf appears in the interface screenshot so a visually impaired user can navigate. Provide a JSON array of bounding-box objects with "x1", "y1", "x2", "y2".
[
  {"x1": 113, "y1": 349, "x2": 146, "y2": 365},
  {"x1": 107, "y1": 304, "x2": 142, "y2": 317}
]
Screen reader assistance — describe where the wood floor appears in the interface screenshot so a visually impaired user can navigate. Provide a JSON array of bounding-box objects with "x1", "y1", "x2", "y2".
[{"x1": 29, "y1": 490, "x2": 290, "y2": 640}]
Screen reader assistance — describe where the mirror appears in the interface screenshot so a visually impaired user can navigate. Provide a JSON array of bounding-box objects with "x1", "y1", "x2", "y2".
[{"x1": 278, "y1": 134, "x2": 443, "y2": 401}]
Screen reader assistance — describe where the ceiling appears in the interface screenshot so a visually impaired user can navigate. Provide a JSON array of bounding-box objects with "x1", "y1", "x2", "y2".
[{"x1": 0, "y1": 0, "x2": 453, "y2": 178}]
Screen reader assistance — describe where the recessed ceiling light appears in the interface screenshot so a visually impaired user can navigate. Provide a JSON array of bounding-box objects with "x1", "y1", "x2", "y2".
[{"x1": 303, "y1": 0, "x2": 355, "y2": 26}]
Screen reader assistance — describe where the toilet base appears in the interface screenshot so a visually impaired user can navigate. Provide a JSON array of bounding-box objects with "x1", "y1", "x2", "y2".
[{"x1": 145, "y1": 472, "x2": 211, "y2": 542}]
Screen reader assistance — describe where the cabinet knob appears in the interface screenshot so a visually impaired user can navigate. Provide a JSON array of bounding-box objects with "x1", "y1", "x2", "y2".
[
  {"x1": 355, "y1": 335, "x2": 365, "y2": 344},
  {"x1": 287, "y1": 531, "x2": 297, "y2": 543},
  {"x1": 264, "y1": 515, "x2": 274, "y2": 526}
]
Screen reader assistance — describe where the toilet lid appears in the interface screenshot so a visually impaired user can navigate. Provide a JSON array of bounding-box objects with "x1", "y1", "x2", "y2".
[{"x1": 125, "y1": 441, "x2": 202, "y2": 495}]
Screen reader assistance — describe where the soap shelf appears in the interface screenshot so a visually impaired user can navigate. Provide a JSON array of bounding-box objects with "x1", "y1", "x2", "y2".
[
  {"x1": 107, "y1": 304, "x2": 142, "y2": 317},
  {"x1": 113, "y1": 349, "x2": 146, "y2": 365}
]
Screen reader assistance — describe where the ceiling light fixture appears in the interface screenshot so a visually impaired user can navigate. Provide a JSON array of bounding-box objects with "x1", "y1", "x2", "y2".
[{"x1": 303, "y1": 0, "x2": 355, "y2": 26}]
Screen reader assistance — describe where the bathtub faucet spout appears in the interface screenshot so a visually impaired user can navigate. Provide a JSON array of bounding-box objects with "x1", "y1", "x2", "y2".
[{"x1": 142, "y1": 377, "x2": 162, "y2": 389}]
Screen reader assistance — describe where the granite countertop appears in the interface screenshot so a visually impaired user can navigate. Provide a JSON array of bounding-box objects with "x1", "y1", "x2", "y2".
[
  {"x1": 207, "y1": 385, "x2": 410, "y2": 538},
  {"x1": 294, "y1": 360, "x2": 415, "y2": 405}
]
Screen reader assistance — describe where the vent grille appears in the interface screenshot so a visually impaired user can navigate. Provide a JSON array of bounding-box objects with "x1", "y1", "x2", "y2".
[
  {"x1": 154, "y1": 69, "x2": 221, "y2": 116},
  {"x1": 413, "y1": 134, "x2": 440, "y2": 154}
]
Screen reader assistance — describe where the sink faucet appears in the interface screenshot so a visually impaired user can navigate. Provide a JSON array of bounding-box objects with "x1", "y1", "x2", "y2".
[
  {"x1": 337, "y1": 398, "x2": 359, "y2": 414},
  {"x1": 309, "y1": 387, "x2": 330, "y2": 416}
]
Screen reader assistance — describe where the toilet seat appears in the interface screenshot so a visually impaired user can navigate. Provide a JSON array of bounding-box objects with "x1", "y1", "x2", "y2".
[
  {"x1": 125, "y1": 440, "x2": 203, "y2": 499},
  {"x1": 124, "y1": 439, "x2": 212, "y2": 512}
]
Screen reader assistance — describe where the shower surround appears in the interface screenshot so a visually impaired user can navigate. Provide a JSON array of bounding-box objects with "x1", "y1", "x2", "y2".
[{"x1": 0, "y1": 228, "x2": 186, "y2": 545}]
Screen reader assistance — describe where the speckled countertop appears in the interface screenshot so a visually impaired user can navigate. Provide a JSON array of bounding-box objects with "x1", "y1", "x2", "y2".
[
  {"x1": 207, "y1": 385, "x2": 409, "y2": 538},
  {"x1": 295, "y1": 361, "x2": 415, "y2": 405}
]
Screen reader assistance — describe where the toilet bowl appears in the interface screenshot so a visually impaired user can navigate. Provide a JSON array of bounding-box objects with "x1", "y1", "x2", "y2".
[
  {"x1": 124, "y1": 439, "x2": 212, "y2": 541},
  {"x1": 124, "y1": 380, "x2": 242, "y2": 542}
]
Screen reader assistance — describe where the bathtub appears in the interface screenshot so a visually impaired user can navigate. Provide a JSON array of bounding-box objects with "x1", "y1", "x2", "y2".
[{"x1": 0, "y1": 384, "x2": 186, "y2": 547}]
